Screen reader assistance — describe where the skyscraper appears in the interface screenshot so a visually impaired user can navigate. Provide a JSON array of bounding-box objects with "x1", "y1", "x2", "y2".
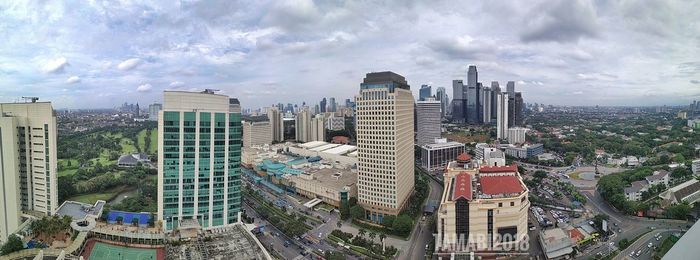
[
  {"x1": 157, "y1": 90, "x2": 242, "y2": 231},
  {"x1": 149, "y1": 103, "x2": 162, "y2": 121},
  {"x1": 490, "y1": 82, "x2": 500, "y2": 122},
  {"x1": 436, "y1": 87, "x2": 449, "y2": 119},
  {"x1": 266, "y1": 107, "x2": 284, "y2": 142},
  {"x1": 356, "y1": 71, "x2": 415, "y2": 223},
  {"x1": 310, "y1": 114, "x2": 326, "y2": 142},
  {"x1": 481, "y1": 87, "x2": 492, "y2": 124},
  {"x1": 0, "y1": 101, "x2": 58, "y2": 242},
  {"x1": 419, "y1": 84, "x2": 432, "y2": 101},
  {"x1": 416, "y1": 98, "x2": 441, "y2": 145},
  {"x1": 514, "y1": 92, "x2": 524, "y2": 126},
  {"x1": 451, "y1": 80, "x2": 465, "y2": 123},
  {"x1": 497, "y1": 93, "x2": 509, "y2": 140},
  {"x1": 329, "y1": 97, "x2": 337, "y2": 112},
  {"x1": 466, "y1": 65, "x2": 480, "y2": 124},
  {"x1": 320, "y1": 98, "x2": 327, "y2": 113},
  {"x1": 295, "y1": 107, "x2": 312, "y2": 142},
  {"x1": 242, "y1": 121, "x2": 272, "y2": 147}
]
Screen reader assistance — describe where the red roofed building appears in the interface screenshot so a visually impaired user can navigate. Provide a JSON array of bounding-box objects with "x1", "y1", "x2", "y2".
[
  {"x1": 456, "y1": 152, "x2": 472, "y2": 162},
  {"x1": 436, "y1": 159, "x2": 529, "y2": 253}
]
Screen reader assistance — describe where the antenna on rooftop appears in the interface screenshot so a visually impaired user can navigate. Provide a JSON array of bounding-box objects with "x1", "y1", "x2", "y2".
[{"x1": 21, "y1": 96, "x2": 39, "y2": 103}]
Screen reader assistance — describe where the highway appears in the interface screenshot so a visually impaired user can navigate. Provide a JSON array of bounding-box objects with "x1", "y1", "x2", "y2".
[
  {"x1": 404, "y1": 175, "x2": 443, "y2": 260},
  {"x1": 616, "y1": 229, "x2": 678, "y2": 260}
]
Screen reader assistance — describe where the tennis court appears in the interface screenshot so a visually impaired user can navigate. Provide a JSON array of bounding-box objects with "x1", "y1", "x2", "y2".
[{"x1": 89, "y1": 242, "x2": 157, "y2": 260}]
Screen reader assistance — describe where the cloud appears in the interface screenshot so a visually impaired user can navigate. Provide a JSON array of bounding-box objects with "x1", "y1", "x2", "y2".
[
  {"x1": 691, "y1": 80, "x2": 700, "y2": 84},
  {"x1": 169, "y1": 81, "x2": 185, "y2": 88},
  {"x1": 43, "y1": 57, "x2": 69, "y2": 73},
  {"x1": 426, "y1": 35, "x2": 494, "y2": 59},
  {"x1": 573, "y1": 91, "x2": 584, "y2": 95},
  {"x1": 117, "y1": 58, "x2": 141, "y2": 71},
  {"x1": 520, "y1": 0, "x2": 599, "y2": 42},
  {"x1": 66, "y1": 76, "x2": 81, "y2": 84},
  {"x1": 136, "y1": 83, "x2": 152, "y2": 92},
  {"x1": 577, "y1": 73, "x2": 618, "y2": 81},
  {"x1": 263, "y1": 0, "x2": 321, "y2": 31}
]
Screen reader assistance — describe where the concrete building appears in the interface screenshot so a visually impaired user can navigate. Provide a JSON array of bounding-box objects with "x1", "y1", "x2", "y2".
[
  {"x1": 659, "y1": 179, "x2": 700, "y2": 205},
  {"x1": 505, "y1": 143, "x2": 543, "y2": 159},
  {"x1": 356, "y1": 71, "x2": 415, "y2": 223},
  {"x1": 436, "y1": 87, "x2": 449, "y2": 119},
  {"x1": 325, "y1": 114, "x2": 345, "y2": 131},
  {"x1": 419, "y1": 139, "x2": 464, "y2": 173},
  {"x1": 490, "y1": 82, "x2": 500, "y2": 122},
  {"x1": 288, "y1": 141, "x2": 357, "y2": 166},
  {"x1": 0, "y1": 101, "x2": 58, "y2": 243},
  {"x1": 266, "y1": 107, "x2": 284, "y2": 142},
  {"x1": 295, "y1": 107, "x2": 312, "y2": 143},
  {"x1": 507, "y1": 127, "x2": 529, "y2": 144},
  {"x1": 436, "y1": 157, "x2": 529, "y2": 254},
  {"x1": 419, "y1": 84, "x2": 432, "y2": 101},
  {"x1": 692, "y1": 159, "x2": 700, "y2": 175},
  {"x1": 624, "y1": 180, "x2": 649, "y2": 201},
  {"x1": 148, "y1": 103, "x2": 162, "y2": 121},
  {"x1": 483, "y1": 149, "x2": 506, "y2": 167},
  {"x1": 157, "y1": 90, "x2": 242, "y2": 231},
  {"x1": 416, "y1": 98, "x2": 442, "y2": 146},
  {"x1": 452, "y1": 80, "x2": 465, "y2": 123},
  {"x1": 539, "y1": 228, "x2": 574, "y2": 260},
  {"x1": 310, "y1": 114, "x2": 326, "y2": 142},
  {"x1": 242, "y1": 121, "x2": 273, "y2": 147},
  {"x1": 466, "y1": 65, "x2": 480, "y2": 124},
  {"x1": 496, "y1": 93, "x2": 509, "y2": 140},
  {"x1": 329, "y1": 97, "x2": 337, "y2": 112},
  {"x1": 481, "y1": 87, "x2": 492, "y2": 124}
]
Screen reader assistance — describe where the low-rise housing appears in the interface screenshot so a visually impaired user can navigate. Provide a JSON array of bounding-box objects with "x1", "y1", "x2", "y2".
[
  {"x1": 659, "y1": 179, "x2": 700, "y2": 206},
  {"x1": 539, "y1": 228, "x2": 574, "y2": 260},
  {"x1": 117, "y1": 153, "x2": 149, "y2": 167}
]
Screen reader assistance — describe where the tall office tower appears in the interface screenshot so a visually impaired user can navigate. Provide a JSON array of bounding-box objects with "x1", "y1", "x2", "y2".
[
  {"x1": 419, "y1": 84, "x2": 432, "y2": 101},
  {"x1": 514, "y1": 92, "x2": 524, "y2": 126},
  {"x1": 416, "y1": 98, "x2": 442, "y2": 145},
  {"x1": 466, "y1": 65, "x2": 480, "y2": 124},
  {"x1": 149, "y1": 103, "x2": 163, "y2": 121},
  {"x1": 506, "y1": 81, "x2": 516, "y2": 127},
  {"x1": 295, "y1": 107, "x2": 312, "y2": 142},
  {"x1": 496, "y1": 93, "x2": 509, "y2": 140},
  {"x1": 329, "y1": 97, "x2": 337, "y2": 112},
  {"x1": 310, "y1": 114, "x2": 326, "y2": 142},
  {"x1": 135, "y1": 103, "x2": 140, "y2": 117},
  {"x1": 0, "y1": 101, "x2": 58, "y2": 243},
  {"x1": 276, "y1": 103, "x2": 284, "y2": 112},
  {"x1": 266, "y1": 107, "x2": 284, "y2": 142},
  {"x1": 157, "y1": 90, "x2": 242, "y2": 232},
  {"x1": 476, "y1": 82, "x2": 483, "y2": 123},
  {"x1": 356, "y1": 71, "x2": 415, "y2": 222},
  {"x1": 451, "y1": 80, "x2": 465, "y2": 123},
  {"x1": 435, "y1": 87, "x2": 449, "y2": 119},
  {"x1": 242, "y1": 121, "x2": 272, "y2": 147},
  {"x1": 286, "y1": 103, "x2": 294, "y2": 113},
  {"x1": 320, "y1": 98, "x2": 327, "y2": 113},
  {"x1": 345, "y1": 98, "x2": 352, "y2": 108},
  {"x1": 481, "y1": 87, "x2": 492, "y2": 124},
  {"x1": 490, "y1": 81, "x2": 500, "y2": 122}
]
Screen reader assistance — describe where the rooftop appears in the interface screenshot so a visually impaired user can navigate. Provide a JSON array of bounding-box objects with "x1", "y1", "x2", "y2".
[
  {"x1": 479, "y1": 164, "x2": 517, "y2": 173},
  {"x1": 451, "y1": 173, "x2": 472, "y2": 201},
  {"x1": 56, "y1": 200, "x2": 105, "y2": 221},
  {"x1": 479, "y1": 175, "x2": 524, "y2": 196},
  {"x1": 456, "y1": 152, "x2": 471, "y2": 161}
]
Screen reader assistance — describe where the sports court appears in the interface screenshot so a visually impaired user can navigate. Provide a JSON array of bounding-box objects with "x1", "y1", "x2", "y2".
[{"x1": 86, "y1": 241, "x2": 159, "y2": 260}]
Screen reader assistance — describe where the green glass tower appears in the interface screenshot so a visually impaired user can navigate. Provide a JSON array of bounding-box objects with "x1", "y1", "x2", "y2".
[{"x1": 157, "y1": 90, "x2": 242, "y2": 231}]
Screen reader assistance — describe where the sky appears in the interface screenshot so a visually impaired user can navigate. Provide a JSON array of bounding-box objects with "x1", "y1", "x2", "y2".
[{"x1": 1, "y1": 0, "x2": 699, "y2": 109}]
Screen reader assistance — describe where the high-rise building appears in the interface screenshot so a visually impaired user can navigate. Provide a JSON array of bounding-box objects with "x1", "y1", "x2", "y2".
[
  {"x1": 514, "y1": 92, "x2": 524, "y2": 126},
  {"x1": 149, "y1": 103, "x2": 162, "y2": 121},
  {"x1": 451, "y1": 80, "x2": 465, "y2": 123},
  {"x1": 436, "y1": 87, "x2": 449, "y2": 119},
  {"x1": 507, "y1": 127, "x2": 528, "y2": 144},
  {"x1": 419, "y1": 84, "x2": 432, "y2": 101},
  {"x1": 481, "y1": 87, "x2": 492, "y2": 124},
  {"x1": 242, "y1": 121, "x2": 272, "y2": 147},
  {"x1": 329, "y1": 97, "x2": 337, "y2": 112},
  {"x1": 507, "y1": 81, "x2": 516, "y2": 127},
  {"x1": 420, "y1": 139, "x2": 464, "y2": 173},
  {"x1": 497, "y1": 93, "x2": 509, "y2": 140},
  {"x1": 416, "y1": 98, "x2": 441, "y2": 145},
  {"x1": 295, "y1": 107, "x2": 312, "y2": 142},
  {"x1": 466, "y1": 65, "x2": 480, "y2": 124},
  {"x1": 310, "y1": 114, "x2": 326, "y2": 142},
  {"x1": 266, "y1": 107, "x2": 284, "y2": 142},
  {"x1": 490, "y1": 81, "x2": 500, "y2": 122},
  {"x1": 157, "y1": 90, "x2": 242, "y2": 231},
  {"x1": 320, "y1": 98, "x2": 327, "y2": 113},
  {"x1": 0, "y1": 101, "x2": 58, "y2": 243},
  {"x1": 356, "y1": 71, "x2": 415, "y2": 222},
  {"x1": 135, "y1": 103, "x2": 140, "y2": 117},
  {"x1": 325, "y1": 114, "x2": 345, "y2": 131}
]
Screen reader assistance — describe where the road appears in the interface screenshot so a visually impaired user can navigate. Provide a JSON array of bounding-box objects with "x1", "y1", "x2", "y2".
[
  {"x1": 405, "y1": 175, "x2": 443, "y2": 260},
  {"x1": 616, "y1": 230, "x2": 678, "y2": 260}
]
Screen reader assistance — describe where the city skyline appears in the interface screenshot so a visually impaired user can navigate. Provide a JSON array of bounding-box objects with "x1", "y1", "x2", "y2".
[{"x1": 1, "y1": 0, "x2": 699, "y2": 108}]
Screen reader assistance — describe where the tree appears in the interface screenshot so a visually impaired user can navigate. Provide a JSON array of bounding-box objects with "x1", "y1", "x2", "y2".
[
  {"x1": 350, "y1": 205, "x2": 365, "y2": 220},
  {"x1": 666, "y1": 202, "x2": 691, "y2": 220},
  {"x1": 592, "y1": 214, "x2": 609, "y2": 230},
  {"x1": 533, "y1": 170, "x2": 547, "y2": 180},
  {"x1": 358, "y1": 228, "x2": 366, "y2": 238},
  {"x1": 116, "y1": 216, "x2": 124, "y2": 224},
  {"x1": 336, "y1": 220, "x2": 342, "y2": 229},
  {"x1": 1, "y1": 235, "x2": 24, "y2": 255},
  {"x1": 392, "y1": 214, "x2": 413, "y2": 235},
  {"x1": 618, "y1": 238, "x2": 630, "y2": 249},
  {"x1": 368, "y1": 231, "x2": 376, "y2": 243},
  {"x1": 382, "y1": 215, "x2": 395, "y2": 228}
]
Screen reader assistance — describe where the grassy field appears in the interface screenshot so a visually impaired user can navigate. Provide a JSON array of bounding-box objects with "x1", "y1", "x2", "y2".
[
  {"x1": 657, "y1": 234, "x2": 680, "y2": 257},
  {"x1": 58, "y1": 168, "x2": 79, "y2": 177},
  {"x1": 67, "y1": 192, "x2": 116, "y2": 204},
  {"x1": 136, "y1": 128, "x2": 158, "y2": 154},
  {"x1": 58, "y1": 159, "x2": 80, "y2": 177},
  {"x1": 444, "y1": 132, "x2": 490, "y2": 144},
  {"x1": 148, "y1": 129, "x2": 157, "y2": 154}
]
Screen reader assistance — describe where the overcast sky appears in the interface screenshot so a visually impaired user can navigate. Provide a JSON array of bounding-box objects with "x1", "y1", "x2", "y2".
[{"x1": 1, "y1": 0, "x2": 699, "y2": 109}]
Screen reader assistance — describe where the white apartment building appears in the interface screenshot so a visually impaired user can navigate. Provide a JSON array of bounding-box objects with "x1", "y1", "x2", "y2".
[
  {"x1": 416, "y1": 98, "x2": 441, "y2": 146},
  {"x1": 356, "y1": 71, "x2": 415, "y2": 223},
  {"x1": 295, "y1": 108, "x2": 312, "y2": 143},
  {"x1": 0, "y1": 101, "x2": 58, "y2": 243},
  {"x1": 693, "y1": 159, "x2": 700, "y2": 175},
  {"x1": 325, "y1": 114, "x2": 345, "y2": 131},
  {"x1": 496, "y1": 93, "x2": 509, "y2": 140},
  {"x1": 507, "y1": 127, "x2": 528, "y2": 144},
  {"x1": 311, "y1": 114, "x2": 326, "y2": 142},
  {"x1": 266, "y1": 107, "x2": 284, "y2": 142},
  {"x1": 242, "y1": 120, "x2": 272, "y2": 147}
]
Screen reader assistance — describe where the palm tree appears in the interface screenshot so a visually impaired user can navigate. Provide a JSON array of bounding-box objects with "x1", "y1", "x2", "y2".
[
  {"x1": 368, "y1": 231, "x2": 376, "y2": 243},
  {"x1": 358, "y1": 228, "x2": 366, "y2": 238},
  {"x1": 336, "y1": 220, "x2": 342, "y2": 229}
]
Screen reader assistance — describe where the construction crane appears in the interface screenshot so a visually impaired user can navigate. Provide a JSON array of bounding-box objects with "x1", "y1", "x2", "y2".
[{"x1": 21, "y1": 96, "x2": 39, "y2": 103}]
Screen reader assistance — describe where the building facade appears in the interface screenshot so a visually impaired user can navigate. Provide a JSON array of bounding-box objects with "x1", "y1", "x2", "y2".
[
  {"x1": 466, "y1": 65, "x2": 480, "y2": 124},
  {"x1": 416, "y1": 99, "x2": 442, "y2": 146},
  {"x1": 452, "y1": 80, "x2": 465, "y2": 123},
  {"x1": 266, "y1": 107, "x2": 284, "y2": 142},
  {"x1": 356, "y1": 71, "x2": 415, "y2": 223},
  {"x1": 419, "y1": 84, "x2": 432, "y2": 101},
  {"x1": 242, "y1": 121, "x2": 272, "y2": 147},
  {"x1": 311, "y1": 114, "x2": 326, "y2": 142},
  {"x1": 0, "y1": 101, "x2": 58, "y2": 243},
  {"x1": 149, "y1": 103, "x2": 162, "y2": 121},
  {"x1": 507, "y1": 127, "x2": 528, "y2": 144},
  {"x1": 157, "y1": 91, "x2": 242, "y2": 231},
  {"x1": 496, "y1": 93, "x2": 509, "y2": 140},
  {"x1": 325, "y1": 114, "x2": 345, "y2": 131},
  {"x1": 436, "y1": 158, "x2": 529, "y2": 255},
  {"x1": 295, "y1": 107, "x2": 312, "y2": 143},
  {"x1": 420, "y1": 139, "x2": 464, "y2": 173},
  {"x1": 436, "y1": 87, "x2": 449, "y2": 119}
]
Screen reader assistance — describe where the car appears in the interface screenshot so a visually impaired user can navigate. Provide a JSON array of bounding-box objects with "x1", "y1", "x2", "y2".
[
  {"x1": 636, "y1": 250, "x2": 642, "y2": 256},
  {"x1": 529, "y1": 226, "x2": 536, "y2": 231},
  {"x1": 318, "y1": 232, "x2": 323, "y2": 238},
  {"x1": 656, "y1": 236, "x2": 661, "y2": 241},
  {"x1": 648, "y1": 242, "x2": 653, "y2": 248},
  {"x1": 613, "y1": 223, "x2": 618, "y2": 226},
  {"x1": 629, "y1": 252, "x2": 635, "y2": 257},
  {"x1": 284, "y1": 241, "x2": 291, "y2": 247}
]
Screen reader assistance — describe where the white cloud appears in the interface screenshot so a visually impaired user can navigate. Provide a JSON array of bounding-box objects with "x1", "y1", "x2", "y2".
[
  {"x1": 573, "y1": 91, "x2": 584, "y2": 95},
  {"x1": 169, "y1": 81, "x2": 185, "y2": 88},
  {"x1": 136, "y1": 83, "x2": 152, "y2": 92},
  {"x1": 43, "y1": 57, "x2": 69, "y2": 73},
  {"x1": 117, "y1": 58, "x2": 141, "y2": 71},
  {"x1": 66, "y1": 76, "x2": 81, "y2": 84}
]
